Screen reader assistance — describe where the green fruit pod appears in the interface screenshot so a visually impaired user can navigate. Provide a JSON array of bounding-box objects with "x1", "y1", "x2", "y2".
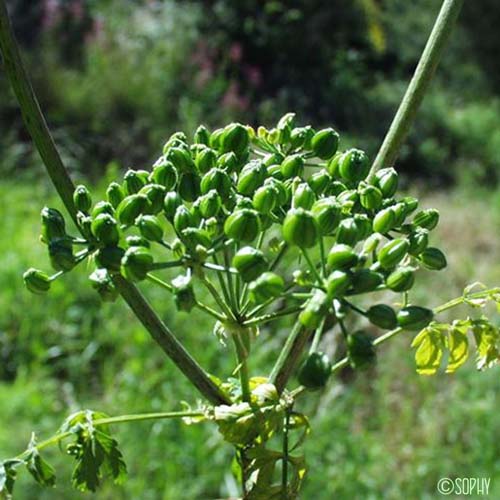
[
  {"x1": 347, "y1": 331, "x2": 376, "y2": 369},
  {"x1": 308, "y1": 169, "x2": 331, "y2": 195},
  {"x1": 359, "y1": 184, "x2": 383, "y2": 210},
  {"x1": 199, "y1": 190, "x2": 222, "y2": 218},
  {"x1": 297, "y1": 352, "x2": 332, "y2": 390},
  {"x1": 193, "y1": 124, "x2": 211, "y2": 145},
  {"x1": 326, "y1": 270, "x2": 351, "y2": 298},
  {"x1": 150, "y1": 161, "x2": 177, "y2": 190},
  {"x1": 280, "y1": 154, "x2": 304, "y2": 179},
  {"x1": 210, "y1": 128, "x2": 224, "y2": 150},
  {"x1": 136, "y1": 215, "x2": 164, "y2": 242},
  {"x1": 178, "y1": 173, "x2": 201, "y2": 202},
  {"x1": 292, "y1": 182, "x2": 316, "y2": 210},
  {"x1": 181, "y1": 227, "x2": 212, "y2": 251},
  {"x1": 377, "y1": 238, "x2": 409, "y2": 269},
  {"x1": 224, "y1": 209, "x2": 261, "y2": 242},
  {"x1": 123, "y1": 169, "x2": 148, "y2": 195},
  {"x1": 386, "y1": 266, "x2": 415, "y2": 292},
  {"x1": 327, "y1": 244, "x2": 358, "y2": 270},
  {"x1": 195, "y1": 147, "x2": 218, "y2": 175},
  {"x1": 106, "y1": 182, "x2": 125, "y2": 209},
  {"x1": 349, "y1": 269, "x2": 383, "y2": 294},
  {"x1": 338, "y1": 149, "x2": 369, "y2": 183},
  {"x1": 299, "y1": 289, "x2": 329, "y2": 330},
  {"x1": 116, "y1": 194, "x2": 148, "y2": 226},
  {"x1": 326, "y1": 152, "x2": 343, "y2": 177},
  {"x1": 252, "y1": 184, "x2": 278, "y2": 214},
  {"x1": 248, "y1": 272, "x2": 285, "y2": 303},
  {"x1": 121, "y1": 246, "x2": 154, "y2": 282},
  {"x1": 372, "y1": 207, "x2": 396, "y2": 234},
  {"x1": 374, "y1": 168, "x2": 398, "y2": 198},
  {"x1": 48, "y1": 239, "x2": 75, "y2": 272},
  {"x1": 163, "y1": 191, "x2": 182, "y2": 219},
  {"x1": 265, "y1": 178, "x2": 289, "y2": 206},
  {"x1": 400, "y1": 196, "x2": 419, "y2": 215},
  {"x1": 91, "y1": 201, "x2": 115, "y2": 219},
  {"x1": 336, "y1": 218, "x2": 360, "y2": 246},
  {"x1": 91, "y1": 213, "x2": 120, "y2": 246},
  {"x1": 40, "y1": 207, "x2": 66, "y2": 243},
  {"x1": 172, "y1": 275, "x2": 197, "y2": 312},
  {"x1": 237, "y1": 161, "x2": 266, "y2": 195},
  {"x1": 95, "y1": 246, "x2": 125, "y2": 272},
  {"x1": 325, "y1": 180, "x2": 348, "y2": 197},
  {"x1": 232, "y1": 246, "x2": 268, "y2": 282},
  {"x1": 408, "y1": 228, "x2": 429, "y2": 255},
  {"x1": 397, "y1": 306, "x2": 434, "y2": 331},
  {"x1": 217, "y1": 152, "x2": 240, "y2": 171},
  {"x1": 311, "y1": 128, "x2": 339, "y2": 160},
  {"x1": 282, "y1": 208, "x2": 319, "y2": 248},
  {"x1": 276, "y1": 113, "x2": 296, "y2": 143},
  {"x1": 166, "y1": 146, "x2": 194, "y2": 173},
  {"x1": 73, "y1": 184, "x2": 92, "y2": 213},
  {"x1": 126, "y1": 235, "x2": 150, "y2": 248},
  {"x1": 354, "y1": 214, "x2": 372, "y2": 240},
  {"x1": 174, "y1": 205, "x2": 197, "y2": 233},
  {"x1": 413, "y1": 209, "x2": 439, "y2": 230},
  {"x1": 23, "y1": 268, "x2": 51, "y2": 294},
  {"x1": 89, "y1": 269, "x2": 118, "y2": 302},
  {"x1": 221, "y1": 123, "x2": 249, "y2": 156},
  {"x1": 367, "y1": 304, "x2": 397, "y2": 329},
  {"x1": 419, "y1": 247, "x2": 447, "y2": 270},
  {"x1": 311, "y1": 198, "x2": 341, "y2": 235},
  {"x1": 200, "y1": 168, "x2": 232, "y2": 197},
  {"x1": 139, "y1": 184, "x2": 166, "y2": 215},
  {"x1": 289, "y1": 126, "x2": 312, "y2": 150}
]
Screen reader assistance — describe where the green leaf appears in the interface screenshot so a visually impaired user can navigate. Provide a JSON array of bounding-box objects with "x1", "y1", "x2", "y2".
[
  {"x1": 411, "y1": 326, "x2": 445, "y2": 375},
  {"x1": 472, "y1": 318, "x2": 500, "y2": 370},
  {"x1": 0, "y1": 459, "x2": 23, "y2": 498},
  {"x1": 446, "y1": 325, "x2": 469, "y2": 373},
  {"x1": 25, "y1": 434, "x2": 56, "y2": 487}
]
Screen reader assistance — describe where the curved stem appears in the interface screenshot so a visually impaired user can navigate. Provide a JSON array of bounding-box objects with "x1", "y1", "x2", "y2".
[{"x1": 369, "y1": 0, "x2": 464, "y2": 177}]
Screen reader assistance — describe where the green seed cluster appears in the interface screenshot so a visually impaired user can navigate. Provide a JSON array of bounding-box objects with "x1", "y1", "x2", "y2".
[{"x1": 24, "y1": 113, "x2": 447, "y2": 383}]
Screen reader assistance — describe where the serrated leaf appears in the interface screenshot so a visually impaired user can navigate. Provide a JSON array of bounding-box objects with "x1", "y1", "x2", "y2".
[
  {"x1": 25, "y1": 434, "x2": 56, "y2": 487},
  {"x1": 0, "y1": 459, "x2": 24, "y2": 498},
  {"x1": 411, "y1": 326, "x2": 444, "y2": 375},
  {"x1": 446, "y1": 327, "x2": 469, "y2": 373}
]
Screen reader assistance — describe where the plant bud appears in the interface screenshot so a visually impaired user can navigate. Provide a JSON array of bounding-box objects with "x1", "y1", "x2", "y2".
[
  {"x1": 95, "y1": 246, "x2": 125, "y2": 271},
  {"x1": 386, "y1": 266, "x2": 415, "y2": 292},
  {"x1": 311, "y1": 198, "x2": 341, "y2": 235},
  {"x1": 194, "y1": 124, "x2": 211, "y2": 145},
  {"x1": 172, "y1": 274, "x2": 197, "y2": 312},
  {"x1": 372, "y1": 207, "x2": 396, "y2": 234},
  {"x1": 338, "y1": 149, "x2": 369, "y2": 183},
  {"x1": 163, "y1": 191, "x2": 182, "y2": 219},
  {"x1": 106, "y1": 182, "x2": 125, "y2": 208},
  {"x1": 349, "y1": 269, "x2": 383, "y2": 294},
  {"x1": 311, "y1": 128, "x2": 339, "y2": 159},
  {"x1": 413, "y1": 209, "x2": 439, "y2": 230},
  {"x1": 280, "y1": 154, "x2": 304, "y2": 179},
  {"x1": 195, "y1": 147, "x2": 218, "y2": 174},
  {"x1": 249, "y1": 272, "x2": 285, "y2": 303},
  {"x1": 23, "y1": 268, "x2": 51, "y2": 294},
  {"x1": 419, "y1": 247, "x2": 447, "y2": 270},
  {"x1": 374, "y1": 168, "x2": 398, "y2": 197},
  {"x1": 297, "y1": 352, "x2": 332, "y2": 390},
  {"x1": 200, "y1": 168, "x2": 232, "y2": 197},
  {"x1": 48, "y1": 239, "x2": 75, "y2": 271},
  {"x1": 91, "y1": 213, "x2": 120, "y2": 246},
  {"x1": 336, "y1": 218, "x2": 359, "y2": 246},
  {"x1": 327, "y1": 244, "x2": 358, "y2": 270},
  {"x1": 41, "y1": 207, "x2": 66, "y2": 243},
  {"x1": 292, "y1": 182, "x2": 316, "y2": 210},
  {"x1": 326, "y1": 270, "x2": 351, "y2": 298},
  {"x1": 367, "y1": 305, "x2": 397, "y2": 329},
  {"x1": 150, "y1": 161, "x2": 177, "y2": 190},
  {"x1": 124, "y1": 169, "x2": 149, "y2": 195},
  {"x1": 89, "y1": 269, "x2": 118, "y2": 302},
  {"x1": 121, "y1": 246, "x2": 153, "y2": 282},
  {"x1": 282, "y1": 208, "x2": 318, "y2": 248},
  {"x1": 377, "y1": 238, "x2": 409, "y2": 269},
  {"x1": 73, "y1": 185, "x2": 92, "y2": 213},
  {"x1": 199, "y1": 190, "x2": 222, "y2": 218},
  {"x1": 408, "y1": 228, "x2": 429, "y2": 255},
  {"x1": 252, "y1": 184, "x2": 278, "y2": 214},
  {"x1": 397, "y1": 306, "x2": 434, "y2": 331},
  {"x1": 174, "y1": 205, "x2": 197, "y2": 233},
  {"x1": 116, "y1": 194, "x2": 148, "y2": 226},
  {"x1": 224, "y1": 209, "x2": 261, "y2": 242},
  {"x1": 359, "y1": 184, "x2": 383, "y2": 210},
  {"x1": 299, "y1": 289, "x2": 329, "y2": 330},
  {"x1": 221, "y1": 123, "x2": 249, "y2": 156},
  {"x1": 347, "y1": 331, "x2": 376, "y2": 369},
  {"x1": 178, "y1": 173, "x2": 201, "y2": 202},
  {"x1": 232, "y1": 247, "x2": 268, "y2": 282},
  {"x1": 136, "y1": 215, "x2": 164, "y2": 242}
]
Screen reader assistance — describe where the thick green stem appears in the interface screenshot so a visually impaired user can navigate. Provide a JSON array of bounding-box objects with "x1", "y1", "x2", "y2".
[
  {"x1": 232, "y1": 333, "x2": 251, "y2": 402},
  {"x1": 369, "y1": 0, "x2": 464, "y2": 176},
  {"x1": 0, "y1": 1, "x2": 229, "y2": 406}
]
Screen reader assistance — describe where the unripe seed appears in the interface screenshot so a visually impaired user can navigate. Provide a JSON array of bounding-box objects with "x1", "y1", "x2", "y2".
[
  {"x1": 311, "y1": 128, "x2": 339, "y2": 159},
  {"x1": 292, "y1": 182, "x2": 316, "y2": 210},
  {"x1": 136, "y1": 215, "x2": 164, "y2": 242},
  {"x1": 297, "y1": 352, "x2": 331, "y2": 389},
  {"x1": 249, "y1": 272, "x2": 285, "y2": 303},
  {"x1": 41, "y1": 207, "x2": 66, "y2": 243},
  {"x1": 397, "y1": 306, "x2": 434, "y2": 331},
  {"x1": 23, "y1": 268, "x2": 51, "y2": 294},
  {"x1": 91, "y1": 213, "x2": 120, "y2": 246},
  {"x1": 327, "y1": 244, "x2": 358, "y2": 270},
  {"x1": 419, "y1": 247, "x2": 447, "y2": 270},
  {"x1": 178, "y1": 173, "x2": 201, "y2": 202},
  {"x1": 116, "y1": 194, "x2": 148, "y2": 226},
  {"x1": 372, "y1": 207, "x2": 396, "y2": 234},
  {"x1": 326, "y1": 270, "x2": 351, "y2": 298},
  {"x1": 413, "y1": 209, "x2": 439, "y2": 230},
  {"x1": 163, "y1": 191, "x2": 182, "y2": 219},
  {"x1": 224, "y1": 209, "x2": 261, "y2": 242},
  {"x1": 386, "y1": 266, "x2": 415, "y2": 292},
  {"x1": 280, "y1": 154, "x2": 304, "y2": 179},
  {"x1": 106, "y1": 182, "x2": 125, "y2": 209},
  {"x1": 347, "y1": 331, "x2": 376, "y2": 369},
  {"x1": 150, "y1": 161, "x2": 177, "y2": 190},
  {"x1": 124, "y1": 169, "x2": 148, "y2": 195},
  {"x1": 73, "y1": 185, "x2": 92, "y2": 213},
  {"x1": 282, "y1": 208, "x2": 318, "y2": 248},
  {"x1": 121, "y1": 246, "x2": 154, "y2": 282},
  {"x1": 338, "y1": 149, "x2": 369, "y2": 183},
  {"x1": 367, "y1": 304, "x2": 397, "y2": 329},
  {"x1": 232, "y1": 247, "x2": 268, "y2": 282},
  {"x1": 377, "y1": 238, "x2": 409, "y2": 269},
  {"x1": 374, "y1": 168, "x2": 398, "y2": 198}
]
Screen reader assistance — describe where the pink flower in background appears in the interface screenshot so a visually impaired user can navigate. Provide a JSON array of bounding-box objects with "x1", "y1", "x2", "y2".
[
  {"x1": 229, "y1": 42, "x2": 243, "y2": 63},
  {"x1": 245, "y1": 65, "x2": 262, "y2": 87},
  {"x1": 42, "y1": 0, "x2": 61, "y2": 29},
  {"x1": 69, "y1": 0, "x2": 84, "y2": 22},
  {"x1": 221, "y1": 81, "x2": 249, "y2": 112}
]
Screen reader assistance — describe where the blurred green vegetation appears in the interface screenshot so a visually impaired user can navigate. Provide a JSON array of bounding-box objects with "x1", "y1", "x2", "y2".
[{"x1": 1, "y1": 0, "x2": 500, "y2": 498}]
